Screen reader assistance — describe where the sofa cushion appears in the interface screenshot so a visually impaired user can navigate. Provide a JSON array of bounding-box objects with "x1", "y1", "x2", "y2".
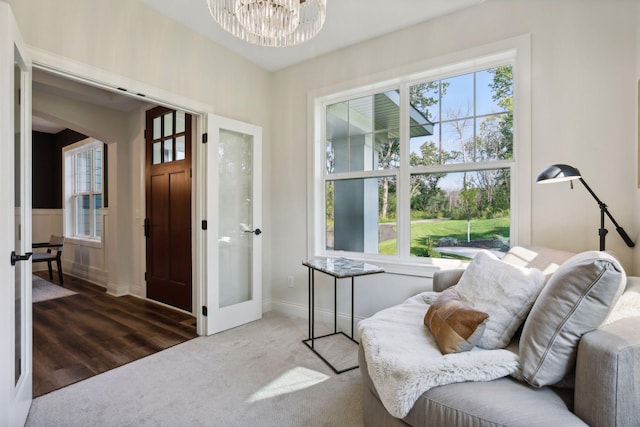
[
  {"x1": 603, "y1": 276, "x2": 640, "y2": 326},
  {"x1": 519, "y1": 251, "x2": 626, "y2": 387},
  {"x1": 455, "y1": 251, "x2": 545, "y2": 349},
  {"x1": 359, "y1": 345, "x2": 588, "y2": 427},
  {"x1": 501, "y1": 246, "x2": 575, "y2": 282},
  {"x1": 574, "y1": 317, "x2": 640, "y2": 427},
  {"x1": 424, "y1": 287, "x2": 489, "y2": 354},
  {"x1": 432, "y1": 268, "x2": 466, "y2": 292}
]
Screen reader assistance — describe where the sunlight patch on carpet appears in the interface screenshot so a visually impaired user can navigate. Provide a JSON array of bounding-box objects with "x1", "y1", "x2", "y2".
[{"x1": 247, "y1": 367, "x2": 329, "y2": 403}]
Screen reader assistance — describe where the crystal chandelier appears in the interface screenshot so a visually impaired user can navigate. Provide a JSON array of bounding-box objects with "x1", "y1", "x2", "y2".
[{"x1": 207, "y1": 0, "x2": 327, "y2": 47}]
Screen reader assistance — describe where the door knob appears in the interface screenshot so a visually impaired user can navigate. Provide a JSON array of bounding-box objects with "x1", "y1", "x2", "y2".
[
  {"x1": 244, "y1": 228, "x2": 262, "y2": 236},
  {"x1": 10, "y1": 251, "x2": 32, "y2": 266}
]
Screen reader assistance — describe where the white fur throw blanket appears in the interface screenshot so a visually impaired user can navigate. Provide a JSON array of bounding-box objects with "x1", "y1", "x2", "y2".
[{"x1": 358, "y1": 292, "x2": 520, "y2": 419}]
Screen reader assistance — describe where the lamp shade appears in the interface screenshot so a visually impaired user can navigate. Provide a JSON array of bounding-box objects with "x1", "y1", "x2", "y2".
[{"x1": 536, "y1": 164, "x2": 581, "y2": 184}]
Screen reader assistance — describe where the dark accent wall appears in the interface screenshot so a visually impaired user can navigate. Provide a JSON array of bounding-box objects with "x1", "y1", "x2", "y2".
[{"x1": 32, "y1": 129, "x2": 87, "y2": 209}]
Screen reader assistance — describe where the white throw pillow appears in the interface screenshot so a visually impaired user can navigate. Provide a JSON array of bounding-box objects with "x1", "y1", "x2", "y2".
[{"x1": 456, "y1": 250, "x2": 545, "y2": 349}]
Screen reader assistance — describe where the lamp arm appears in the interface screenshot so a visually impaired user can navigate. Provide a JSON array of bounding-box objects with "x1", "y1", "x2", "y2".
[{"x1": 578, "y1": 178, "x2": 635, "y2": 248}]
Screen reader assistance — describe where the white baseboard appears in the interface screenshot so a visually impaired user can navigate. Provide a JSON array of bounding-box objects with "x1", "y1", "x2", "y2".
[
  {"x1": 106, "y1": 282, "x2": 130, "y2": 297},
  {"x1": 128, "y1": 293, "x2": 194, "y2": 316},
  {"x1": 32, "y1": 264, "x2": 53, "y2": 273},
  {"x1": 262, "y1": 298, "x2": 273, "y2": 313},
  {"x1": 270, "y1": 298, "x2": 307, "y2": 319},
  {"x1": 53, "y1": 270, "x2": 106, "y2": 290},
  {"x1": 130, "y1": 283, "x2": 145, "y2": 298},
  {"x1": 270, "y1": 299, "x2": 365, "y2": 339},
  {"x1": 63, "y1": 261, "x2": 108, "y2": 286}
]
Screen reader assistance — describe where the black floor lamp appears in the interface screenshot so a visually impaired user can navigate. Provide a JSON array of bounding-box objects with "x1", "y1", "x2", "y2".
[{"x1": 536, "y1": 164, "x2": 635, "y2": 251}]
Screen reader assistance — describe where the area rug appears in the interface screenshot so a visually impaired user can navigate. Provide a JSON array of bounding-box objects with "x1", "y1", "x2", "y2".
[{"x1": 32, "y1": 275, "x2": 77, "y2": 303}]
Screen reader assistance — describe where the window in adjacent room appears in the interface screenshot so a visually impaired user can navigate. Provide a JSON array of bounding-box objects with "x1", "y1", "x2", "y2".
[
  {"x1": 316, "y1": 56, "x2": 517, "y2": 265},
  {"x1": 63, "y1": 138, "x2": 103, "y2": 241}
]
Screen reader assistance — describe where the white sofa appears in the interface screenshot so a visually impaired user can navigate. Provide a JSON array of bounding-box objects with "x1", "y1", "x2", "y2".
[{"x1": 359, "y1": 246, "x2": 640, "y2": 426}]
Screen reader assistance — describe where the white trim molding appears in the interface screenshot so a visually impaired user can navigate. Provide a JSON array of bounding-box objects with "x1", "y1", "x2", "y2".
[
  {"x1": 28, "y1": 47, "x2": 215, "y2": 334},
  {"x1": 28, "y1": 46, "x2": 214, "y2": 115},
  {"x1": 307, "y1": 34, "x2": 532, "y2": 275},
  {"x1": 271, "y1": 298, "x2": 366, "y2": 341}
]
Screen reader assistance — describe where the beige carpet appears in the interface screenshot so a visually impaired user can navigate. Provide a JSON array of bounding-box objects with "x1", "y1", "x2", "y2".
[
  {"x1": 32, "y1": 275, "x2": 77, "y2": 303},
  {"x1": 26, "y1": 311, "x2": 364, "y2": 427}
]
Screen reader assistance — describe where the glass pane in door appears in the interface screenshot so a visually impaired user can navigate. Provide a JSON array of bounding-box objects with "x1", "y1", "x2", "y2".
[
  {"x1": 4, "y1": 13, "x2": 34, "y2": 423},
  {"x1": 13, "y1": 60, "x2": 22, "y2": 385},
  {"x1": 218, "y1": 129, "x2": 253, "y2": 308}
]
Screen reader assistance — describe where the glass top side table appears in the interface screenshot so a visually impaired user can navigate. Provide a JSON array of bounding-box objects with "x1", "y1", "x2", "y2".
[{"x1": 302, "y1": 257, "x2": 384, "y2": 374}]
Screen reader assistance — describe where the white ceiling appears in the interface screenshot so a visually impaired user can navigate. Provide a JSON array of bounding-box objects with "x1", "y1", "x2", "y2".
[
  {"x1": 33, "y1": 0, "x2": 484, "y2": 133},
  {"x1": 32, "y1": 115, "x2": 66, "y2": 134},
  {"x1": 32, "y1": 69, "x2": 153, "y2": 134},
  {"x1": 137, "y1": 0, "x2": 485, "y2": 72}
]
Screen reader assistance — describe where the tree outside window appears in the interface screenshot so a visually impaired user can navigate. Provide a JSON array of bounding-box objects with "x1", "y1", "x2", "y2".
[
  {"x1": 407, "y1": 66, "x2": 513, "y2": 259},
  {"x1": 323, "y1": 64, "x2": 514, "y2": 261}
]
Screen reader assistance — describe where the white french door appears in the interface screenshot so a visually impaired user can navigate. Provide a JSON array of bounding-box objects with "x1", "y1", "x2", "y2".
[
  {"x1": 0, "y1": 2, "x2": 33, "y2": 425},
  {"x1": 205, "y1": 114, "x2": 262, "y2": 335}
]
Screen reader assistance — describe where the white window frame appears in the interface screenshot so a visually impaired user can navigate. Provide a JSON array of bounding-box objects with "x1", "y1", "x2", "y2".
[
  {"x1": 63, "y1": 137, "x2": 104, "y2": 244},
  {"x1": 307, "y1": 36, "x2": 532, "y2": 276}
]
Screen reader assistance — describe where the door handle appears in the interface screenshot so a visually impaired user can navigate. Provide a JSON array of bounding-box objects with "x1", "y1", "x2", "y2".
[
  {"x1": 144, "y1": 218, "x2": 150, "y2": 237},
  {"x1": 10, "y1": 251, "x2": 32, "y2": 266},
  {"x1": 244, "y1": 228, "x2": 262, "y2": 236}
]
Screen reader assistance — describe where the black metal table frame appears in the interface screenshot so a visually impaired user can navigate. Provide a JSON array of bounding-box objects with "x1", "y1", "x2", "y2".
[{"x1": 301, "y1": 266, "x2": 363, "y2": 374}]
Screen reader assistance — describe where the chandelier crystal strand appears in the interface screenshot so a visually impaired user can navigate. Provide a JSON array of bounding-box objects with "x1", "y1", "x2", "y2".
[
  {"x1": 236, "y1": 0, "x2": 299, "y2": 38},
  {"x1": 280, "y1": 0, "x2": 326, "y2": 46},
  {"x1": 207, "y1": 0, "x2": 327, "y2": 47},
  {"x1": 208, "y1": 0, "x2": 239, "y2": 35}
]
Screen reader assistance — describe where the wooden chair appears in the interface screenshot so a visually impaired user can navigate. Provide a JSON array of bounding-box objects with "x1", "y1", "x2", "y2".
[{"x1": 32, "y1": 235, "x2": 65, "y2": 284}]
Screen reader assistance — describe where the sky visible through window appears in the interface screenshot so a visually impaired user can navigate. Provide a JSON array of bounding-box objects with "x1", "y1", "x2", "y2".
[
  {"x1": 410, "y1": 68, "x2": 511, "y2": 191},
  {"x1": 323, "y1": 64, "x2": 514, "y2": 260}
]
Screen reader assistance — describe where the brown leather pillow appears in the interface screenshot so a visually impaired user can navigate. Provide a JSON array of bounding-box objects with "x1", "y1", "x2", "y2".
[{"x1": 424, "y1": 287, "x2": 490, "y2": 355}]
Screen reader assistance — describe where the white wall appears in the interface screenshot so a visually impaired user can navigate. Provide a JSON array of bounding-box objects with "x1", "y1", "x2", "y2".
[
  {"x1": 270, "y1": 0, "x2": 640, "y2": 322},
  {"x1": 31, "y1": 209, "x2": 62, "y2": 273},
  {"x1": 8, "y1": 0, "x2": 274, "y2": 309},
  {"x1": 32, "y1": 90, "x2": 129, "y2": 144},
  {"x1": 32, "y1": 89, "x2": 132, "y2": 288},
  {"x1": 11, "y1": 0, "x2": 640, "y2": 327},
  {"x1": 128, "y1": 107, "x2": 147, "y2": 298},
  {"x1": 6, "y1": 0, "x2": 272, "y2": 122},
  {"x1": 634, "y1": 1, "x2": 640, "y2": 274},
  {"x1": 32, "y1": 210, "x2": 109, "y2": 286}
]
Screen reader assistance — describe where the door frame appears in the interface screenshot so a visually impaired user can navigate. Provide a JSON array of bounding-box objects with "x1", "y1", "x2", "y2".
[
  {"x1": 205, "y1": 114, "x2": 263, "y2": 334},
  {"x1": 29, "y1": 47, "x2": 214, "y2": 335},
  {"x1": 1, "y1": 2, "x2": 32, "y2": 424}
]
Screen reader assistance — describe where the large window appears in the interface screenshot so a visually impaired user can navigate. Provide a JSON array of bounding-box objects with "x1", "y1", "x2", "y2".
[
  {"x1": 64, "y1": 139, "x2": 103, "y2": 240},
  {"x1": 317, "y1": 56, "x2": 518, "y2": 265}
]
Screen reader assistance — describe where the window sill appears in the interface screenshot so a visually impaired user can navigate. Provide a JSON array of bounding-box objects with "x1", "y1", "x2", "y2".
[
  {"x1": 64, "y1": 236, "x2": 103, "y2": 249},
  {"x1": 316, "y1": 252, "x2": 469, "y2": 278}
]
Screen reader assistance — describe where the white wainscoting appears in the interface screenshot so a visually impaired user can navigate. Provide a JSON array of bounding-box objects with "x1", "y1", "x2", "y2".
[
  {"x1": 32, "y1": 209, "x2": 63, "y2": 273},
  {"x1": 32, "y1": 208, "x2": 109, "y2": 287}
]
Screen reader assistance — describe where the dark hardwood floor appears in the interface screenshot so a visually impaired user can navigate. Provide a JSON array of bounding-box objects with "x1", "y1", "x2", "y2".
[{"x1": 32, "y1": 271, "x2": 197, "y2": 397}]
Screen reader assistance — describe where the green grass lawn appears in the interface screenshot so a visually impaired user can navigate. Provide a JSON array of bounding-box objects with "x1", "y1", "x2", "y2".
[{"x1": 379, "y1": 216, "x2": 509, "y2": 255}]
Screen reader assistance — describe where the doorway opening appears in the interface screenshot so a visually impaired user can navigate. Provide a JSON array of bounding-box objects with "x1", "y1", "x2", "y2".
[{"x1": 30, "y1": 66, "x2": 203, "y2": 396}]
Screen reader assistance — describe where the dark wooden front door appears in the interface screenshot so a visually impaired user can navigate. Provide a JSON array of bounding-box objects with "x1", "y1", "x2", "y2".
[{"x1": 145, "y1": 106, "x2": 192, "y2": 311}]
